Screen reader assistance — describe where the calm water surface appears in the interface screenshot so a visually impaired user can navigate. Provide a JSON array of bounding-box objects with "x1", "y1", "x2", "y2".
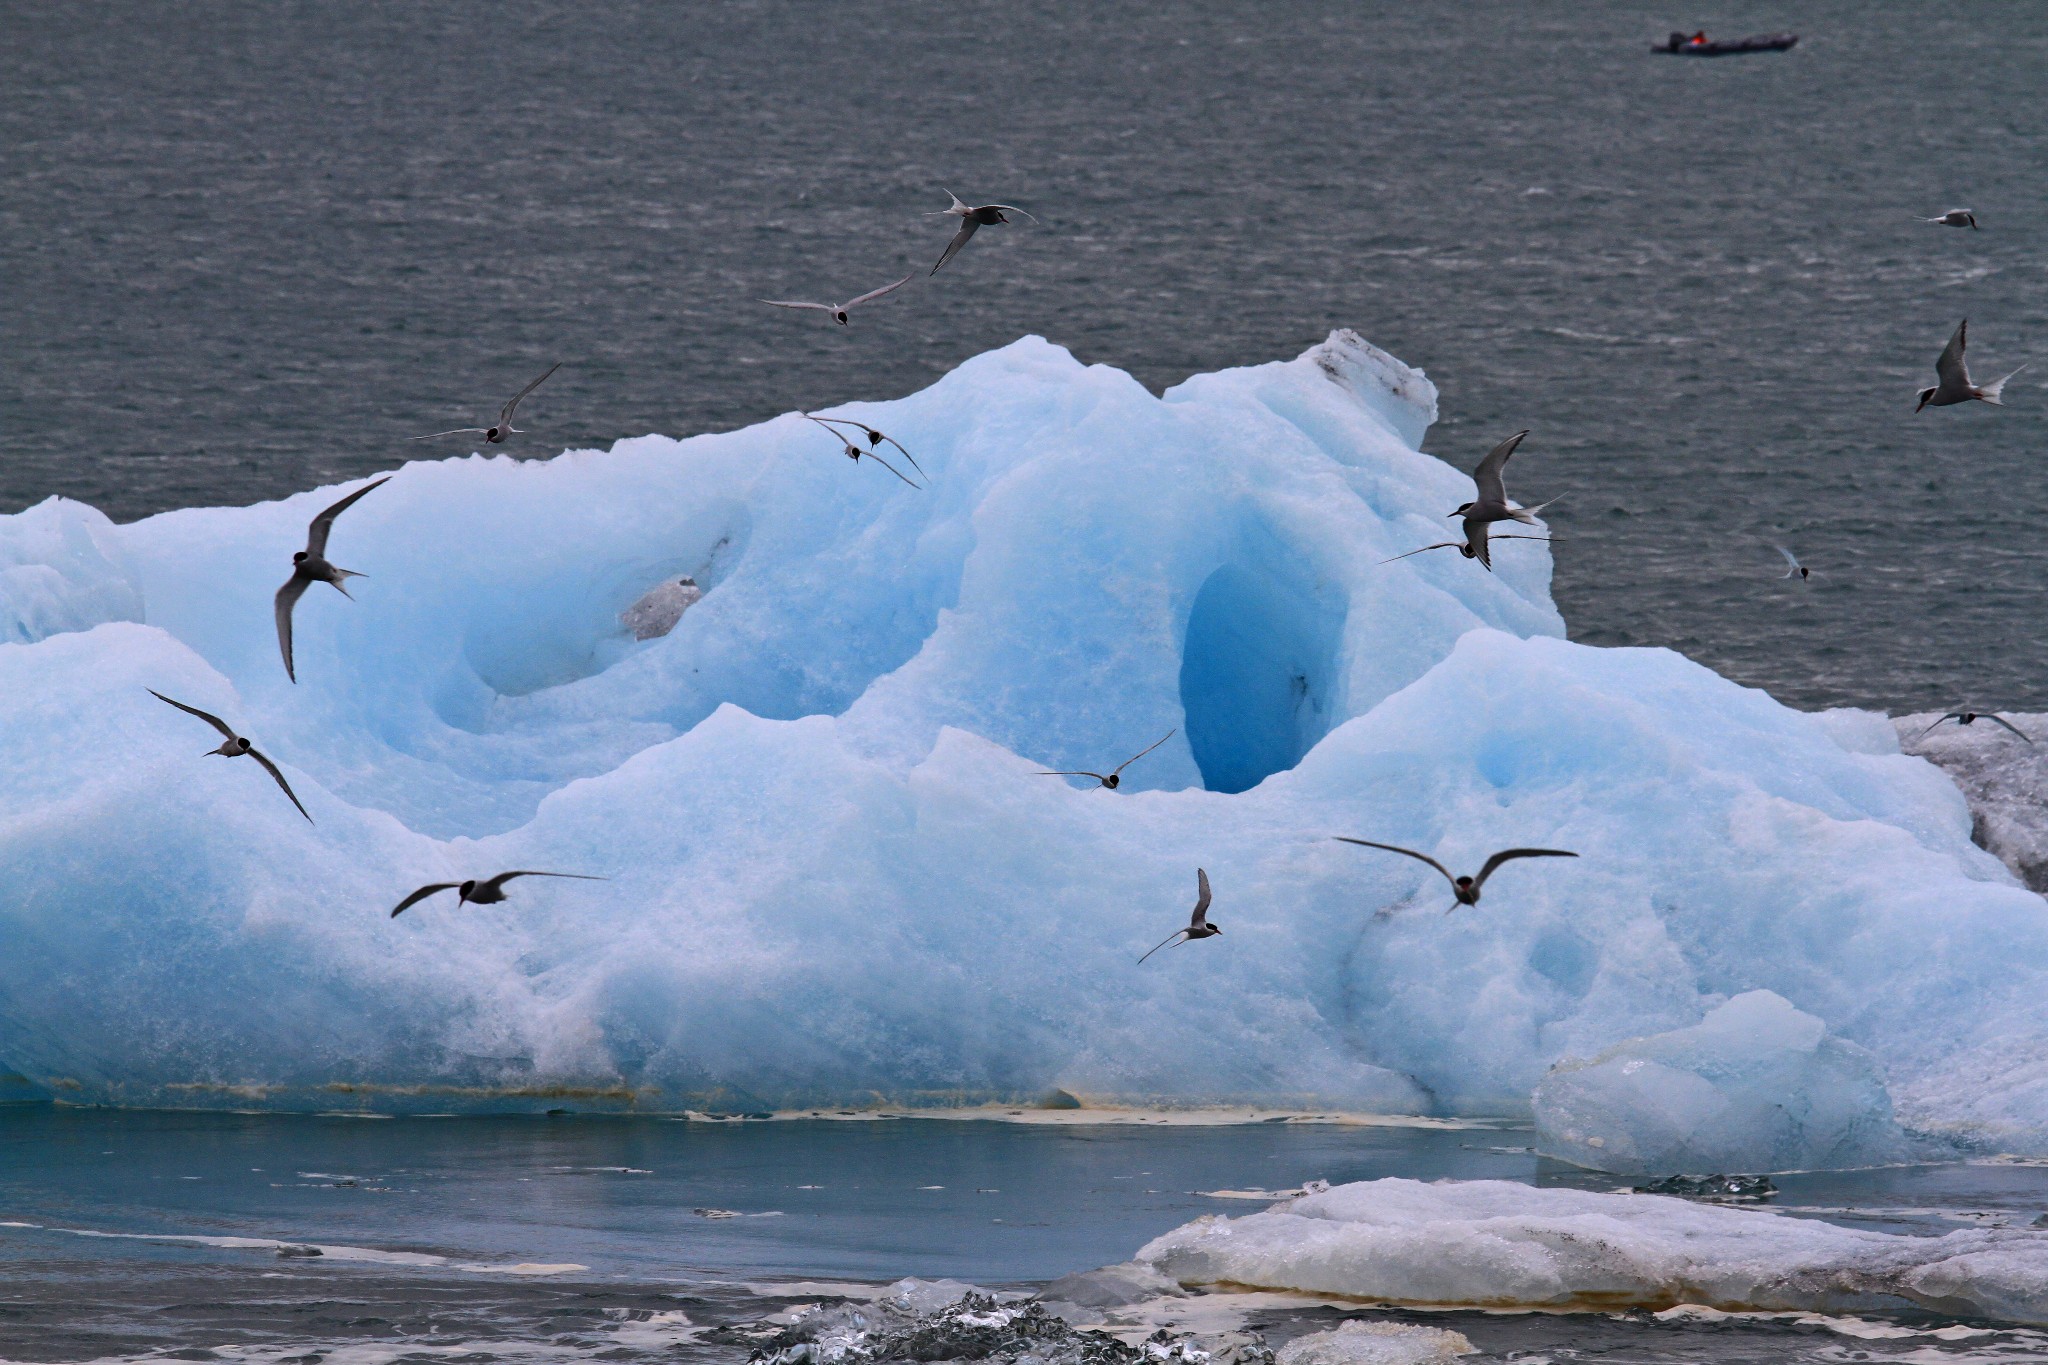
[
  {"x1": 5, "y1": 1109, "x2": 2048, "y2": 1364},
  {"x1": 4, "y1": 2, "x2": 2047, "y2": 711}
]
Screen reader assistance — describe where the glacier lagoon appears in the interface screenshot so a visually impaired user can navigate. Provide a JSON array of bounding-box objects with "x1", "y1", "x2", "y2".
[{"x1": 9, "y1": 332, "x2": 2048, "y2": 1357}]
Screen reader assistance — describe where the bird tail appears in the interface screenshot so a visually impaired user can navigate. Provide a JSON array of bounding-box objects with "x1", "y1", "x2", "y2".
[
  {"x1": 1978, "y1": 364, "x2": 2029, "y2": 405},
  {"x1": 1509, "y1": 493, "x2": 1565, "y2": 524}
]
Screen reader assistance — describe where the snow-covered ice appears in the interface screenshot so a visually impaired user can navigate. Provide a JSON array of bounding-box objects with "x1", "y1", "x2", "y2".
[
  {"x1": 1137, "y1": 1177, "x2": 2048, "y2": 1325},
  {"x1": 1531, "y1": 990, "x2": 1909, "y2": 1175},
  {"x1": 2, "y1": 331, "x2": 2048, "y2": 1155}
]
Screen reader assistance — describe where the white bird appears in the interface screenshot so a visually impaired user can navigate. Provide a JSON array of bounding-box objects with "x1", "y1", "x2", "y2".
[
  {"x1": 1137, "y1": 869, "x2": 1221, "y2": 963},
  {"x1": 274, "y1": 477, "x2": 388, "y2": 683},
  {"x1": 927, "y1": 191, "x2": 1038, "y2": 276},
  {"x1": 1916, "y1": 712, "x2": 2033, "y2": 744},
  {"x1": 1381, "y1": 533, "x2": 1552, "y2": 566},
  {"x1": 1921, "y1": 209, "x2": 1978, "y2": 229},
  {"x1": 1773, "y1": 545, "x2": 1810, "y2": 581},
  {"x1": 801, "y1": 414, "x2": 921, "y2": 488},
  {"x1": 808, "y1": 414, "x2": 926, "y2": 480},
  {"x1": 1446, "y1": 431, "x2": 1562, "y2": 569},
  {"x1": 1334, "y1": 838, "x2": 1577, "y2": 913},
  {"x1": 1038, "y1": 730, "x2": 1177, "y2": 790},
  {"x1": 762, "y1": 274, "x2": 914, "y2": 326},
  {"x1": 390, "y1": 870, "x2": 606, "y2": 918},
  {"x1": 148, "y1": 690, "x2": 312, "y2": 823},
  {"x1": 412, "y1": 364, "x2": 561, "y2": 443},
  {"x1": 1917, "y1": 320, "x2": 2027, "y2": 411}
]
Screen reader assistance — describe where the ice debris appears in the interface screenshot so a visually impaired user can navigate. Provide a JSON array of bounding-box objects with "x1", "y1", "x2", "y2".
[
  {"x1": 734, "y1": 1281, "x2": 1233, "y2": 1365},
  {"x1": 1631, "y1": 1173, "x2": 1776, "y2": 1203},
  {"x1": 1531, "y1": 990, "x2": 1910, "y2": 1175},
  {"x1": 621, "y1": 576, "x2": 703, "y2": 641},
  {"x1": 1274, "y1": 1322, "x2": 1472, "y2": 1365},
  {"x1": 1137, "y1": 1178, "x2": 2048, "y2": 1325}
]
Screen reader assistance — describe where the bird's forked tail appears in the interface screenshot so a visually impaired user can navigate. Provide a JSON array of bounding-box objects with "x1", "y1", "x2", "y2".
[
  {"x1": 1978, "y1": 364, "x2": 2030, "y2": 406},
  {"x1": 1509, "y1": 493, "x2": 1566, "y2": 525}
]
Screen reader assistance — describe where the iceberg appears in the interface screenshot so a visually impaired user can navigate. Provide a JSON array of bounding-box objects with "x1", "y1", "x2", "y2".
[
  {"x1": 2, "y1": 330, "x2": 2047, "y2": 1152},
  {"x1": 1136, "y1": 1178, "x2": 2048, "y2": 1325},
  {"x1": 1530, "y1": 990, "x2": 1910, "y2": 1175}
]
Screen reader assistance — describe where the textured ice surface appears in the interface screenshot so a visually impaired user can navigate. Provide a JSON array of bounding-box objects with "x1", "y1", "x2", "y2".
[
  {"x1": 2, "y1": 332, "x2": 2047, "y2": 1149},
  {"x1": 1897, "y1": 711, "x2": 2048, "y2": 891},
  {"x1": 1274, "y1": 1322, "x2": 1472, "y2": 1365},
  {"x1": 1531, "y1": 990, "x2": 1909, "y2": 1175},
  {"x1": 1137, "y1": 1178, "x2": 2048, "y2": 1325}
]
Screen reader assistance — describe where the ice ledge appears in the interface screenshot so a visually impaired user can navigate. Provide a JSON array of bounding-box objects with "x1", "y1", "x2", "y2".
[{"x1": 1138, "y1": 1177, "x2": 2048, "y2": 1326}]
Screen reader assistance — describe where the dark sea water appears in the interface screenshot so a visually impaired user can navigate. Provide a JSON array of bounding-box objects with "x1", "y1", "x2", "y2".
[
  {"x1": 6, "y1": 1108, "x2": 2048, "y2": 1365},
  {"x1": 5, "y1": 2, "x2": 2047, "y2": 712}
]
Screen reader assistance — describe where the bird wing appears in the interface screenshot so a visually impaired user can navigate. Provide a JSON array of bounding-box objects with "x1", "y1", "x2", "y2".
[
  {"x1": 1471, "y1": 430, "x2": 1529, "y2": 505},
  {"x1": 391, "y1": 883, "x2": 459, "y2": 917},
  {"x1": 274, "y1": 575, "x2": 309, "y2": 683},
  {"x1": 1332, "y1": 837, "x2": 1458, "y2": 890},
  {"x1": 500, "y1": 362, "x2": 561, "y2": 425},
  {"x1": 982, "y1": 204, "x2": 1039, "y2": 223},
  {"x1": 1773, "y1": 544, "x2": 1801, "y2": 575},
  {"x1": 1916, "y1": 713, "x2": 1965, "y2": 740},
  {"x1": 409, "y1": 428, "x2": 489, "y2": 441},
  {"x1": 305, "y1": 476, "x2": 391, "y2": 557},
  {"x1": 148, "y1": 689, "x2": 237, "y2": 741},
  {"x1": 872, "y1": 433, "x2": 926, "y2": 479},
  {"x1": 762, "y1": 299, "x2": 833, "y2": 312},
  {"x1": 1137, "y1": 929, "x2": 1191, "y2": 964},
  {"x1": 481, "y1": 870, "x2": 609, "y2": 894},
  {"x1": 246, "y1": 747, "x2": 313, "y2": 823},
  {"x1": 862, "y1": 449, "x2": 922, "y2": 488},
  {"x1": 1465, "y1": 518, "x2": 1494, "y2": 570},
  {"x1": 931, "y1": 220, "x2": 980, "y2": 276},
  {"x1": 1936, "y1": 321, "x2": 1970, "y2": 390},
  {"x1": 846, "y1": 274, "x2": 914, "y2": 309},
  {"x1": 1379, "y1": 541, "x2": 1463, "y2": 565},
  {"x1": 802, "y1": 412, "x2": 857, "y2": 442},
  {"x1": 1987, "y1": 715, "x2": 2034, "y2": 743},
  {"x1": 1190, "y1": 867, "x2": 1212, "y2": 928},
  {"x1": 1472, "y1": 848, "x2": 1578, "y2": 890},
  {"x1": 1037, "y1": 770, "x2": 1109, "y2": 781},
  {"x1": 1111, "y1": 728, "x2": 1178, "y2": 777}
]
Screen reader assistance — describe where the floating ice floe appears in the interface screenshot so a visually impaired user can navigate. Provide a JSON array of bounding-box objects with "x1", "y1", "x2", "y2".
[
  {"x1": 1138, "y1": 1178, "x2": 2048, "y2": 1325},
  {"x1": 3, "y1": 332, "x2": 2048, "y2": 1155},
  {"x1": 1531, "y1": 989, "x2": 1909, "y2": 1175}
]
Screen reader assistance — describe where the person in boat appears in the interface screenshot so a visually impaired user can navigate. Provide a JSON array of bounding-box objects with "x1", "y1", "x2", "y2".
[{"x1": 1688, "y1": 30, "x2": 1707, "y2": 45}]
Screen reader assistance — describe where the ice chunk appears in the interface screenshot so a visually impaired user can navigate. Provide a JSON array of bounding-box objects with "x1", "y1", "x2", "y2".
[
  {"x1": 0, "y1": 497, "x2": 144, "y2": 644},
  {"x1": 1897, "y1": 710, "x2": 2048, "y2": 891},
  {"x1": 1531, "y1": 990, "x2": 1910, "y2": 1175},
  {"x1": 5, "y1": 334, "x2": 2048, "y2": 1146},
  {"x1": 1039, "y1": 1261, "x2": 1185, "y2": 1309},
  {"x1": 1137, "y1": 1178, "x2": 2048, "y2": 1325},
  {"x1": 1274, "y1": 1322, "x2": 1473, "y2": 1365}
]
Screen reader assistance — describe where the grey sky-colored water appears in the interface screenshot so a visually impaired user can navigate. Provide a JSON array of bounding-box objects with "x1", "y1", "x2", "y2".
[{"x1": 4, "y1": 3, "x2": 2046, "y2": 714}]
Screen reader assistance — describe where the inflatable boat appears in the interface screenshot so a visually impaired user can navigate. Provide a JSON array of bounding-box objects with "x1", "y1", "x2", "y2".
[{"x1": 1654, "y1": 32, "x2": 1798, "y2": 56}]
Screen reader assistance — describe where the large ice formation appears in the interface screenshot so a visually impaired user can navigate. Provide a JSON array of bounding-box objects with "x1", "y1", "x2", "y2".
[
  {"x1": 1530, "y1": 990, "x2": 1909, "y2": 1175},
  {"x1": 1, "y1": 331, "x2": 2046, "y2": 1151},
  {"x1": 1137, "y1": 1178, "x2": 2048, "y2": 1325}
]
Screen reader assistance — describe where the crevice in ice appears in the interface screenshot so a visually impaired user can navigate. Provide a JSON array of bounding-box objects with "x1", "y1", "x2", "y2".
[
  {"x1": 459, "y1": 503, "x2": 751, "y2": 703},
  {"x1": 1179, "y1": 549, "x2": 1346, "y2": 794}
]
